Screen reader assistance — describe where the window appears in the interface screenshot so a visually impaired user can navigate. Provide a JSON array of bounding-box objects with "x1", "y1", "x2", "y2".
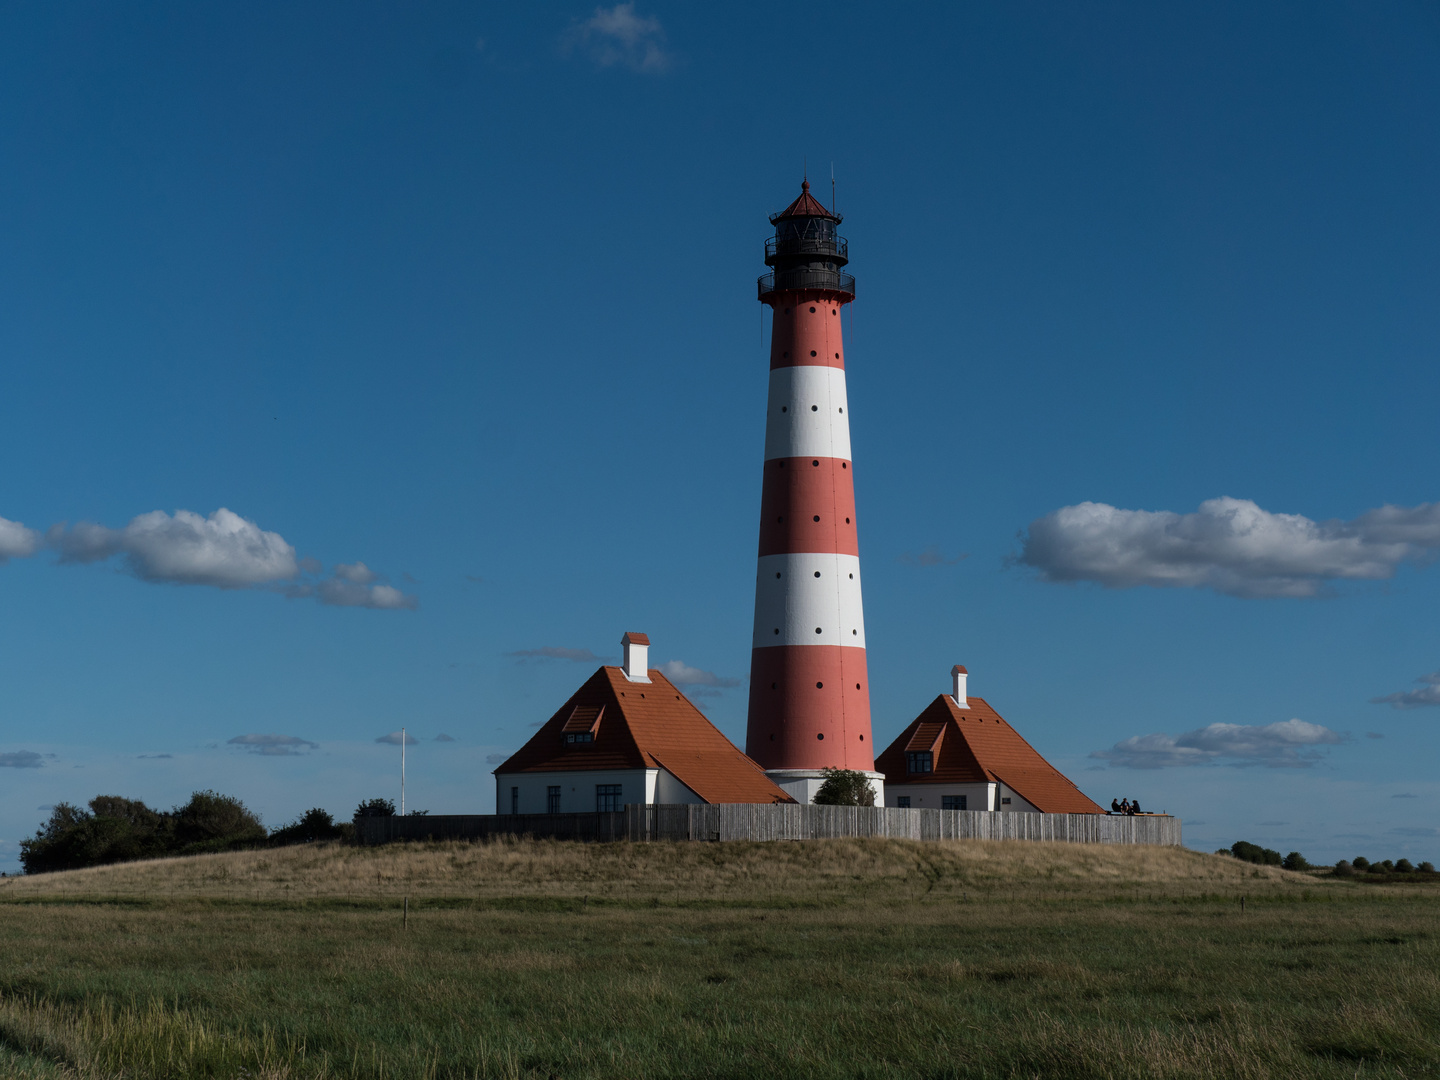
[
  {"x1": 1001, "y1": 797, "x2": 1012, "y2": 805},
  {"x1": 896, "y1": 796, "x2": 911, "y2": 808},
  {"x1": 510, "y1": 786, "x2": 518, "y2": 815},
  {"x1": 547, "y1": 786, "x2": 561, "y2": 814},
  {"x1": 943, "y1": 795, "x2": 966, "y2": 811},
  {"x1": 905, "y1": 752, "x2": 933, "y2": 774},
  {"x1": 565, "y1": 731, "x2": 593, "y2": 745},
  {"x1": 596, "y1": 784, "x2": 623, "y2": 813}
]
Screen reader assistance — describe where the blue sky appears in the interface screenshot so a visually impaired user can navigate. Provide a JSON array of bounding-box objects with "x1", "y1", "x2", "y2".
[{"x1": 3, "y1": 2, "x2": 1438, "y2": 870}]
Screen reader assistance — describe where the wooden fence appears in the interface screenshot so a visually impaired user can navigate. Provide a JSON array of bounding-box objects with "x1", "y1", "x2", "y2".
[{"x1": 355, "y1": 805, "x2": 1180, "y2": 847}]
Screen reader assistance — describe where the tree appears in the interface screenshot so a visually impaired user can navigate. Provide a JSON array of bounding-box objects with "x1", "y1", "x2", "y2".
[
  {"x1": 355, "y1": 798, "x2": 396, "y2": 818},
  {"x1": 170, "y1": 790, "x2": 266, "y2": 854},
  {"x1": 1395, "y1": 859, "x2": 1414, "y2": 873},
  {"x1": 812, "y1": 768, "x2": 876, "y2": 807},
  {"x1": 270, "y1": 808, "x2": 348, "y2": 846},
  {"x1": 1282, "y1": 851, "x2": 1309, "y2": 871}
]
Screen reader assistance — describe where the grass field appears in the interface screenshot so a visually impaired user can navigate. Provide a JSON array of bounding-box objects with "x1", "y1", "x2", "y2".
[{"x1": 1, "y1": 838, "x2": 1437, "y2": 1079}]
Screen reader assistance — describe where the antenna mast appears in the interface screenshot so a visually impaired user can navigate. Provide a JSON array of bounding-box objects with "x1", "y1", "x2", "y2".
[{"x1": 401, "y1": 726, "x2": 406, "y2": 817}]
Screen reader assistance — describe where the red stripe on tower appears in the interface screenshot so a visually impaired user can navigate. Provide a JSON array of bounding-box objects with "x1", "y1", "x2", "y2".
[{"x1": 744, "y1": 179, "x2": 882, "y2": 805}]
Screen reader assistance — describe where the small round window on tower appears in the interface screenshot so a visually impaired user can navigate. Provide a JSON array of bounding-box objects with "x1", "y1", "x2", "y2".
[
  {"x1": 815, "y1": 626, "x2": 822, "y2": 634},
  {"x1": 817, "y1": 732, "x2": 825, "y2": 740},
  {"x1": 813, "y1": 515, "x2": 820, "y2": 522},
  {"x1": 809, "y1": 306, "x2": 816, "y2": 313},
  {"x1": 810, "y1": 350, "x2": 817, "y2": 357},
  {"x1": 811, "y1": 405, "x2": 818, "y2": 412},
  {"x1": 813, "y1": 571, "x2": 820, "y2": 578},
  {"x1": 816, "y1": 682, "x2": 823, "y2": 689}
]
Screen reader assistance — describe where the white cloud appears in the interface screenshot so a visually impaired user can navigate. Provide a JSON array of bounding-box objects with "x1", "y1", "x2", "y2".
[
  {"x1": 47, "y1": 507, "x2": 417, "y2": 610},
  {"x1": 1371, "y1": 671, "x2": 1440, "y2": 709},
  {"x1": 658, "y1": 660, "x2": 741, "y2": 689},
  {"x1": 227, "y1": 733, "x2": 319, "y2": 757},
  {"x1": 563, "y1": 3, "x2": 671, "y2": 72},
  {"x1": 1015, "y1": 497, "x2": 1440, "y2": 598},
  {"x1": 375, "y1": 731, "x2": 419, "y2": 746},
  {"x1": 1092, "y1": 718, "x2": 1346, "y2": 769},
  {"x1": 0, "y1": 516, "x2": 42, "y2": 562},
  {"x1": 314, "y1": 578, "x2": 417, "y2": 610},
  {"x1": 0, "y1": 751, "x2": 44, "y2": 768},
  {"x1": 52, "y1": 508, "x2": 298, "y2": 587},
  {"x1": 334, "y1": 561, "x2": 377, "y2": 585}
]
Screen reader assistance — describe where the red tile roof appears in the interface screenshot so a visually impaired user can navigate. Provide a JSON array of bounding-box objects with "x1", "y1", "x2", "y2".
[
  {"x1": 493, "y1": 667, "x2": 794, "y2": 804},
  {"x1": 876, "y1": 695, "x2": 1103, "y2": 814},
  {"x1": 772, "y1": 179, "x2": 837, "y2": 222},
  {"x1": 622, "y1": 632, "x2": 650, "y2": 646}
]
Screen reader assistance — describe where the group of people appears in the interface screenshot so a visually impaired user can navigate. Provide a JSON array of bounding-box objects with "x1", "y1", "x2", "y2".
[{"x1": 1109, "y1": 797, "x2": 1144, "y2": 815}]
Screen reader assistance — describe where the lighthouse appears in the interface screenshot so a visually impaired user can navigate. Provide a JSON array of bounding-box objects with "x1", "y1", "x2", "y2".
[{"x1": 744, "y1": 180, "x2": 884, "y2": 805}]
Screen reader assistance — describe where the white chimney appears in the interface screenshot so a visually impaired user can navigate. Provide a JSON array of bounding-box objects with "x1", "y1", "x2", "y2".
[
  {"x1": 622, "y1": 632, "x2": 651, "y2": 682},
  {"x1": 951, "y1": 664, "x2": 968, "y2": 708}
]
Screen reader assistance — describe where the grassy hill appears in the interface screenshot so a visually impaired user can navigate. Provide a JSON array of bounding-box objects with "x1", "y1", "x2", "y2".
[{"x1": 1, "y1": 837, "x2": 1436, "y2": 1079}]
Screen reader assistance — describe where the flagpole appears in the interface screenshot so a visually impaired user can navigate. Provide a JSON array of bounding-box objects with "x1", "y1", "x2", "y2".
[{"x1": 401, "y1": 726, "x2": 406, "y2": 817}]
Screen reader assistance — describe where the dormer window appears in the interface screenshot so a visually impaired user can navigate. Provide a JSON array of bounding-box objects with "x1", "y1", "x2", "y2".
[
  {"x1": 561, "y1": 703, "x2": 603, "y2": 746},
  {"x1": 906, "y1": 751, "x2": 933, "y2": 774}
]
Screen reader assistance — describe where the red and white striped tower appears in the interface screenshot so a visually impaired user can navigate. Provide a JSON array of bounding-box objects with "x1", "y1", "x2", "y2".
[{"x1": 744, "y1": 180, "x2": 883, "y2": 805}]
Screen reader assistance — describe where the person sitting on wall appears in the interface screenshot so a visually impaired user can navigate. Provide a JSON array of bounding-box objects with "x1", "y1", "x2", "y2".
[
  {"x1": 1119, "y1": 798, "x2": 1131, "y2": 815},
  {"x1": 1111, "y1": 798, "x2": 1122, "y2": 814},
  {"x1": 1130, "y1": 799, "x2": 1142, "y2": 815}
]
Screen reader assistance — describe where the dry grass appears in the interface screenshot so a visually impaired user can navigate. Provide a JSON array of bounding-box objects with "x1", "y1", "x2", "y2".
[
  {"x1": 0, "y1": 835, "x2": 1310, "y2": 904},
  {"x1": 1, "y1": 838, "x2": 1436, "y2": 1079}
]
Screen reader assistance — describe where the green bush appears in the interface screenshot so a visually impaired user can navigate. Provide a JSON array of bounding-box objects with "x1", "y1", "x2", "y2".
[
  {"x1": 171, "y1": 790, "x2": 266, "y2": 854},
  {"x1": 1352, "y1": 856, "x2": 1370, "y2": 870},
  {"x1": 22, "y1": 791, "x2": 271, "y2": 874},
  {"x1": 1282, "y1": 851, "x2": 1309, "y2": 871},
  {"x1": 1231, "y1": 841, "x2": 1282, "y2": 866},
  {"x1": 270, "y1": 808, "x2": 351, "y2": 846},
  {"x1": 1420, "y1": 862, "x2": 1435, "y2": 873},
  {"x1": 812, "y1": 768, "x2": 876, "y2": 807},
  {"x1": 1333, "y1": 860, "x2": 1355, "y2": 876},
  {"x1": 1395, "y1": 858, "x2": 1414, "y2": 873}
]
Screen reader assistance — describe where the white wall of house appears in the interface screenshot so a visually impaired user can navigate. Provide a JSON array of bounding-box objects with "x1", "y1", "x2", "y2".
[
  {"x1": 494, "y1": 766, "x2": 708, "y2": 814},
  {"x1": 994, "y1": 782, "x2": 1039, "y2": 813},
  {"x1": 654, "y1": 768, "x2": 703, "y2": 804},
  {"x1": 883, "y1": 782, "x2": 1042, "y2": 813},
  {"x1": 885, "y1": 782, "x2": 993, "y2": 810}
]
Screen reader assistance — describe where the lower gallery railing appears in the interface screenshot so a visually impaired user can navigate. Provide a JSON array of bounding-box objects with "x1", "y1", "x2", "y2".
[{"x1": 354, "y1": 806, "x2": 1181, "y2": 847}]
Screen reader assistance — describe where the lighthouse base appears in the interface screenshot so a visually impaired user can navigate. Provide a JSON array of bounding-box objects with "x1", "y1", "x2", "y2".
[{"x1": 765, "y1": 769, "x2": 886, "y2": 807}]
